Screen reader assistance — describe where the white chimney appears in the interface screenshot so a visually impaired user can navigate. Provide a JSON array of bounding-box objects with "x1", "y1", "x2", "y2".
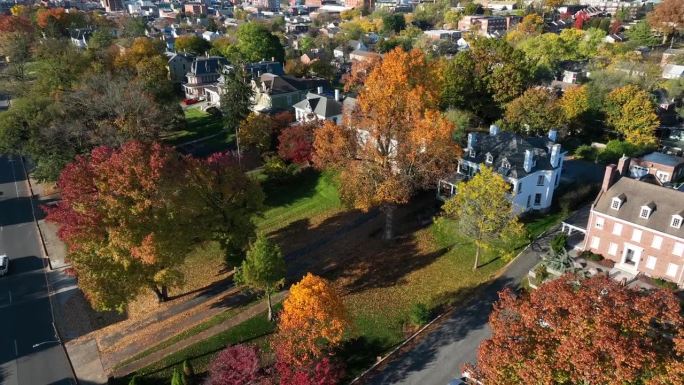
[
  {"x1": 317, "y1": 86, "x2": 323, "y2": 95},
  {"x1": 467, "y1": 132, "x2": 477, "y2": 150},
  {"x1": 550, "y1": 144, "x2": 561, "y2": 168},
  {"x1": 489, "y1": 124, "x2": 499, "y2": 136},
  {"x1": 524, "y1": 149, "x2": 534, "y2": 173},
  {"x1": 334, "y1": 89, "x2": 340, "y2": 101},
  {"x1": 548, "y1": 129, "x2": 558, "y2": 142}
]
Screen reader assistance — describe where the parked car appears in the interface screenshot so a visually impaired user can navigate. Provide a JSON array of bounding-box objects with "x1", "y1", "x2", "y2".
[
  {"x1": 0, "y1": 255, "x2": 8, "y2": 276},
  {"x1": 183, "y1": 98, "x2": 199, "y2": 105}
]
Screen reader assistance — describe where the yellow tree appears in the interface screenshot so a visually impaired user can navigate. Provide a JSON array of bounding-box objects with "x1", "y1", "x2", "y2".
[
  {"x1": 559, "y1": 85, "x2": 590, "y2": 135},
  {"x1": 443, "y1": 167, "x2": 524, "y2": 271},
  {"x1": 314, "y1": 48, "x2": 461, "y2": 240},
  {"x1": 273, "y1": 273, "x2": 349, "y2": 366},
  {"x1": 605, "y1": 85, "x2": 659, "y2": 147}
]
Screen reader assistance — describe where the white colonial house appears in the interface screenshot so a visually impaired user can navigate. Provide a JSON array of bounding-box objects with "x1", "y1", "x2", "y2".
[
  {"x1": 292, "y1": 88, "x2": 344, "y2": 124},
  {"x1": 437, "y1": 125, "x2": 565, "y2": 213}
]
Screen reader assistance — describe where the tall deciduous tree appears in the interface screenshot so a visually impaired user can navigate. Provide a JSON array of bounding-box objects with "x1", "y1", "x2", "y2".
[
  {"x1": 559, "y1": 85, "x2": 591, "y2": 135},
  {"x1": 236, "y1": 235, "x2": 286, "y2": 321},
  {"x1": 604, "y1": 85, "x2": 659, "y2": 147},
  {"x1": 45, "y1": 142, "x2": 201, "y2": 310},
  {"x1": 235, "y1": 22, "x2": 285, "y2": 63},
  {"x1": 504, "y1": 88, "x2": 564, "y2": 136},
  {"x1": 185, "y1": 152, "x2": 264, "y2": 268},
  {"x1": 648, "y1": 0, "x2": 684, "y2": 46},
  {"x1": 465, "y1": 275, "x2": 683, "y2": 385},
  {"x1": 276, "y1": 357, "x2": 344, "y2": 385},
  {"x1": 313, "y1": 48, "x2": 461, "y2": 240},
  {"x1": 442, "y1": 166, "x2": 524, "y2": 270},
  {"x1": 239, "y1": 113, "x2": 275, "y2": 154},
  {"x1": 277, "y1": 122, "x2": 317, "y2": 165},
  {"x1": 174, "y1": 34, "x2": 212, "y2": 56},
  {"x1": 469, "y1": 38, "x2": 531, "y2": 106},
  {"x1": 273, "y1": 273, "x2": 349, "y2": 366}
]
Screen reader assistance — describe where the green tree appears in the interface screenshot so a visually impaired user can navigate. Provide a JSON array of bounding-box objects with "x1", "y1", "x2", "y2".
[
  {"x1": 504, "y1": 88, "x2": 564, "y2": 136},
  {"x1": 174, "y1": 34, "x2": 212, "y2": 55},
  {"x1": 171, "y1": 366, "x2": 184, "y2": 385},
  {"x1": 220, "y1": 66, "x2": 255, "y2": 157},
  {"x1": 443, "y1": 166, "x2": 524, "y2": 270},
  {"x1": 235, "y1": 22, "x2": 285, "y2": 62},
  {"x1": 382, "y1": 13, "x2": 405, "y2": 34},
  {"x1": 121, "y1": 16, "x2": 146, "y2": 38},
  {"x1": 182, "y1": 360, "x2": 195, "y2": 385},
  {"x1": 604, "y1": 85, "x2": 659, "y2": 146},
  {"x1": 470, "y1": 38, "x2": 531, "y2": 107},
  {"x1": 236, "y1": 234, "x2": 286, "y2": 321},
  {"x1": 626, "y1": 20, "x2": 658, "y2": 47}
]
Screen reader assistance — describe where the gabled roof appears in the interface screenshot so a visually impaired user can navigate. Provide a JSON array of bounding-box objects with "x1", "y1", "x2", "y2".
[
  {"x1": 292, "y1": 92, "x2": 342, "y2": 118},
  {"x1": 463, "y1": 132, "x2": 559, "y2": 179},
  {"x1": 190, "y1": 56, "x2": 228, "y2": 75},
  {"x1": 257, "y1": 74, "x2": 325, "y2": 95},
  {"x1": 594, "y1": 177, "x2": 684, "y2": 239}
]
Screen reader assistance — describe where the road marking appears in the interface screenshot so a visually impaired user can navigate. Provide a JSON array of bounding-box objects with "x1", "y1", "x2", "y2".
[
  {"x1": 14, "y1": 339, "x2": 18, "y2": 356},
  {"x1": 8, "y1": 157, "x2": 20, "y2": 196}
]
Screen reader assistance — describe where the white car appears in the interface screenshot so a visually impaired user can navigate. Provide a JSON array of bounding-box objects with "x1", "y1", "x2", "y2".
[{"x1": 0, "y1": 255, "x2": 8, "y2": 276}]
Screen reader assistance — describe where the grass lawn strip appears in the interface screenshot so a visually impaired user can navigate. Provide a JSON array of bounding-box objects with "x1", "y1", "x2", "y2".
[{"x1": 161, "y1": 108, "x2": 224, "y2": 146}]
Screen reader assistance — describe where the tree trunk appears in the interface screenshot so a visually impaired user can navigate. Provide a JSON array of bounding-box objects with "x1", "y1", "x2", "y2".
[
  {"x1": 473, "y1": 244, "x2": 481, "y2": 271},
  {"x1": 383, "y1": 204, "x2": 396, "y2": 241},
  {"x1": 266, "y1": 292, "x2": 273, "y2": 322},
  {"x1": 152, "y1": 285, "x2": 169, "y2": 303}
]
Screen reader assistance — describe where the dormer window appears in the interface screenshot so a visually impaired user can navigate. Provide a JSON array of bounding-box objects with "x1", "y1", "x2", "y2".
[
  {"x1": 469, "y1": 148, "x2": 476, "y2": 158},
  {"x1": 501, "y1": 158, "x2": 510, "y2": 170},
  {"x1": 640, "y1": 202, "x2": 655, "y2": 219},
  {"x1": 485, "y1": 153, "x2": 493, "y2": 164},
  {"x1": 611, "y1": 195, "x2": 625, "y2": 210},
  {"x1": 672, "y1": 215, "x2": 683, "y2": 229}
]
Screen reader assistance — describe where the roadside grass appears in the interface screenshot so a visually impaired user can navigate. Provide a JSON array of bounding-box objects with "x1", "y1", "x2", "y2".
[
  {"x1": 256, "y1": 169, "x2": 342, "y2": 234},
  {"x1": 161, "y1": 108, "x2": 224, "y2": 146},
  {"x1": 117, "y1": 305, "x2": 281, "y2": 385}
]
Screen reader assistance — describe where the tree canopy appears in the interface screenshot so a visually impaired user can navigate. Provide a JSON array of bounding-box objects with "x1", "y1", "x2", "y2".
[
  {"x1": 235, "y1": 22, "x2": 285, "y2": 63},
  {"x1": 236, "y1": 235, "x2": 286, "y2": 321},
  {"x1": 604, "y1": 85, "x2": 659, "y2": 147}
]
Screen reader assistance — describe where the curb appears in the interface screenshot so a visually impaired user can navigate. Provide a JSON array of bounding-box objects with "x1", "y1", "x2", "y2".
[
  {"x1": 18, "y1": 156, "x2": 50, "y2": 262},
  {"x1": 349, "y1": 226, "x2": 560, "y2": 384}
]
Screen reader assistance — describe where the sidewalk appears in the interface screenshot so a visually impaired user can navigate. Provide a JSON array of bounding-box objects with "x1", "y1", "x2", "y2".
[{"x1": 112, "y1": 290, "x2": 287, "y2": 378}]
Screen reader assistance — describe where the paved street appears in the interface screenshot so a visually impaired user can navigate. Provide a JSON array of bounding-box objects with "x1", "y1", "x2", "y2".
[
  {"x1": 362, "y1": 231, "x2": 555, "y2": 385},
  {"x1": 0, "y1": 155, "x2": 75, "y2": 385}
]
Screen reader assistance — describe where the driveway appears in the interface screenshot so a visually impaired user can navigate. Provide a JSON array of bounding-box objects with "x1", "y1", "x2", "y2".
[{"x1": 360, "y1": 229, "x2": 560, "y2": 385}]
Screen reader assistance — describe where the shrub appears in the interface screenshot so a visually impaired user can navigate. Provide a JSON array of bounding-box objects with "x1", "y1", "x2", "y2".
[
  {"x1": 262, "y1": 156, "x2": 300, "y2": 183},
  {"x1": 171, "y1": 366, "x2": 184, "y2": 385},
  {"x1": 574, "y1": 144, "x2": 597, "y2": 160},
  {"x1": 651, "y1": 278, "x2": 678, "y2": 291},
  {"x1": 550, "y1": 233, "x2": 567, "y2": 254},
  {"x1": 408, "y1": 303, "x2": 431, "y2": 327},
  {"x1": 557, "y1": 183, "x2": 599, "y2": 214},
  {"x1": 579, "y1": 250, "x2": 604, "y2": 261},
  {"x1": 598, "y1": 140, "x2": 651, "y2": 164},
  {"x1": 182, "y1": 360, "x2": 194, "y2": 385}
]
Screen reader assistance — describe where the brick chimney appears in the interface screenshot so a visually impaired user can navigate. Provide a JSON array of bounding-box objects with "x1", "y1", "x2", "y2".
[
  {"x1": 601, "y1": 164, "x2": 618, "y2": 192},
  {"x1": 617, "y1": 154, "x2": 630, "y2": 176}
]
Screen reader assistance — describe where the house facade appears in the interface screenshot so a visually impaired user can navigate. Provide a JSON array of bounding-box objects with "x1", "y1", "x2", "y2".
[
  {"x1": 629, "y1": 152, "x2": 684, "y2": 184},
  {"x1": 437, "y1": 126, "x2": 565, "y2": 213},
  {"x1": 583, "y1": 159, "x2": 684, "y2": 287},
  {"x1": 167, "y1": 53, "x2": 194, "y2": 84},
  {"x1": 182, "y1": 56, "x2": 228, "y2": 99},
  {"x1": 251, "y1": 73, "x2": 327, "y2": 113}
]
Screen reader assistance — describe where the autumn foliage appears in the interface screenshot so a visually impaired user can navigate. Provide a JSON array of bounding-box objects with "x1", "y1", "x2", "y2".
[
  {"x1": 465, "y1": 275, "x2": 683, "y2": 385},
  {"x1": 276, "y1": 357, "x2": 344, "y2": 385},
  {"x1": 273, "y1": 273, "x2": 349, "y2": 366},
  {"x1": 277, "y1": 121, "x2": 318, "y2": 165},
  {"x1": 205, "y1": 345, "x2": 272, "y2": 385}
]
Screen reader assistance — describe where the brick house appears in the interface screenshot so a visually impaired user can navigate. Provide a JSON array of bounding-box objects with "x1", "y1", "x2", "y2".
[
  {"x1": 628, "y1": 152, "x2": 684, "y2": 184},
  {"x1": 583, "y1": 157, "x2": 684, "y2": 286}
]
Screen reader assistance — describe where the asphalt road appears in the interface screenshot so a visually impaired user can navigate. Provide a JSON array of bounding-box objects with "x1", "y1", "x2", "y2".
[
  {"x1": 362, "y1": 233, "x2": 551, "y2": 385},
  {"x1": 0, "y1": 155, "x2": 75, "y2": 385}
]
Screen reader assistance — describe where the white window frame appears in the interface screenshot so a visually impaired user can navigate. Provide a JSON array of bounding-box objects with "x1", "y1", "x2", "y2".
[
  {"x1": 645, "y1": 256, "x2": 657, "y2": 270},
  {"x1": 595, "y1": 217, "x2": 604, "y2": 229},
  {"x1": 501, "y1": 158, "x2": 511, "y2": 170},
  {"x1": 612, "y1": 223, "x2": 623, "y2": 236},
  {"x1": 485, "y1": 153, "x2": 493, "y2": 164},
  {"x1": 469, "y1": 148, "x2": 476, "y2": 158},
  {"x1": 537, "y1": 175, "x2": 544, "y2": 186},
  {"x1": 590, "y1": 236, "x2": 600, "y2": 249},
  {"x1": 534, "y1": 193, "x2": 542, "y2": 206},
  {"x1": 666, "y1": 263, "x2": 678, "y2": 278},
  {"x1": 611, "y1": 197, "x2": 622, "y2": 210},
  {"x1": 671, "y1": 215, "x2": 683, "y2": 229},
  {"x1": 608, "y1": 242, "x2": 618, "y2": 256},
  {"x1": 631, "y1": 229, "x2": 642, "y2": 243},
  {"x1": 656, "y1": 171, "x2": 670, "y2": 182},
  {"x1": 640, "y1": 207, "x2": 651, "y2": 219},
  {"x1": 674, "y1": 242, "x2": 684, "y2": 257},
  {"x1": 652, "y1": 235, "x2": 663, "y2": 249}
]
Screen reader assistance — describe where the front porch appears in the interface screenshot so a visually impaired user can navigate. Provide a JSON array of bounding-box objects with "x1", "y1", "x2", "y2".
[{"x1": 436, "y1": 173, "x2": 468, "y2": 201}]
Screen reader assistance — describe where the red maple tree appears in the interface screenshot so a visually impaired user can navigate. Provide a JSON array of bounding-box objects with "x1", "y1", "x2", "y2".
[
  {"x1": 277, "y1": 122, "x2": 318, "y2": 165},
  {"x1": 276, "y1": 357, "x2": 344, "y2": 385},
  {"x1": 465, "y1": 274, "x2": 683, "y2": 385},
  {"x1": 206, "y1": 345, "x2": 272, "y2": 385}
]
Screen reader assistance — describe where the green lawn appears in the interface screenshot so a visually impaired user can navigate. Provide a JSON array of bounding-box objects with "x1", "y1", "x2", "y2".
[
  {"x1": 117, "y1": 305, "x2": 281, "y2": 385},
  {"x1": 162, "y1": 108, "x2": 225, "y2": 146},
  {"x1": 256, "y1": 169, "x2": 342, "y2": 234}
]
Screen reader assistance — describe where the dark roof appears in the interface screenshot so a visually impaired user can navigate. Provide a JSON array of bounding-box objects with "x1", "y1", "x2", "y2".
[
  {"x1": 594, "y1": 177, "x2": 684, "y2": 239},
  {"x1": 292, "y1": 92, "x2": 342, "y2": 117},
  {"x1": 641, "y1": 152, "x2": 684, "y2": 167},
  {"x1": 190, "y1": 56, "x2": 229, "y2": 75},
  {"x1": 464, "y1": 132, "x2": 559, "y2": 179},
  {"x1": 257, "y1": 74, "x2": 326, "y2": 95}
]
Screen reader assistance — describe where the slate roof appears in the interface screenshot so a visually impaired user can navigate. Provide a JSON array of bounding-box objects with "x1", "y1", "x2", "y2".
[
  {"x1": 463, "y1": 132, "x2": 558, "y2": 179},
  {"x1": 190, "y1": 56, "x2": 228, "y2": 75},
  {"x1": 292, "y1": 92, "x2": 342, "y2": 118},
  {"x1": 595, "y1": 177, "x2": 684, "y2": 239},
  {"x1": 257, "y1": 74, "x2": 326, "y2": 95}
]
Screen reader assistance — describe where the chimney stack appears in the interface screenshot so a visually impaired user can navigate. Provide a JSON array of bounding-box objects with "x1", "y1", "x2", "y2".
[
  {"x1": 617, "y1": 154, "x2": 630, "y2": 176},
  {"x1": 467, "y1": 132, "x2": 477, "y2": 151},
  {"x1": 548, "y1": 129, "x2": 558, "y2": 142},
  {"x1": 489, "y1": 124, "x2": 499, "y2": 136},
  {"x1": 317, "y1": 86, "x2": 323, "y2": 95},
  {"x1": 334, "y1": 89, "x2": 340, "y2": 102},
  {"x1": 602, "y1": 164, "x2": 618, "y2": 192},
  {"x1": 523, "y1": 149, "x2": 534, "y2": 173},
  {"x1": 550, "y1": 144, "x2": 561, "y2": 168}
]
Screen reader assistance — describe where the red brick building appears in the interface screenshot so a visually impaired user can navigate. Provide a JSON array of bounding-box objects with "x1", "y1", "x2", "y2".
[{"x1": 583, "y1": 157, "x2": 684, "y2": 287}]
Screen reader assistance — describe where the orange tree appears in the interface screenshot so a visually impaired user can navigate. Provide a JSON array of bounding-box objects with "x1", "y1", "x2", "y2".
[
  {"x1": 313, "y1": 48, "x2": 461, "y2": 240},
  {"x1": 465, "y1": 274, "x2": 683, "y2": 385},
  {"x1": 273, "y1": 273, "x2": 349, "y2": 366}
]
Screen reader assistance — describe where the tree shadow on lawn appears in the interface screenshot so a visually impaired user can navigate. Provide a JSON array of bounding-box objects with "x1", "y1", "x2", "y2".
[
  {"x1": 261, "y1": 167, "x2": 323, "y2": 208},
  {"x1": 360, "y1": 275, "x2": 518, "y2": 385}
]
